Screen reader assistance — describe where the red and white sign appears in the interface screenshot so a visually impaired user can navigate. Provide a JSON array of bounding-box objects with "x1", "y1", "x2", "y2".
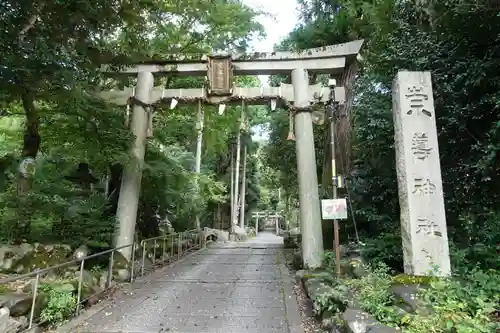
[{"x1": 321, "y1": 199, "x2": 348, "y2": 220}]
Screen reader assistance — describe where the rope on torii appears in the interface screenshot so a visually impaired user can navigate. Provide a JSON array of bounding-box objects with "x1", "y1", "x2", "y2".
[
  {"x1": 119, "y1": 89, "x2": 333, "y2": 142},
  {"x1": 287, "y1": 110, "x2": 296, "y2": 141}
]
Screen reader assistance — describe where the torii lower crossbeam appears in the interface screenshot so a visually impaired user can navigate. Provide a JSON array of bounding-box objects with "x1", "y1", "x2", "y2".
[{"x1": 101, "y1": 84, "x2": 346, "y2": 106}]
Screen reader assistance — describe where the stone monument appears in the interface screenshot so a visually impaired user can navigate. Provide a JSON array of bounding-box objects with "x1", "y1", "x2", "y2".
[{"x1": 392, "y1": 71, "x2": 451, "y2": 276}]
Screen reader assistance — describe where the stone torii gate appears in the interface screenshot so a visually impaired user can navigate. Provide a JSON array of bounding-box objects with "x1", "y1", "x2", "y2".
[
  {"x1": 251, "y1": 211, "x2": 283, "y2": 235},
  {"x1": 101, "y1": 40, "x2": 363, "y2": 268}
]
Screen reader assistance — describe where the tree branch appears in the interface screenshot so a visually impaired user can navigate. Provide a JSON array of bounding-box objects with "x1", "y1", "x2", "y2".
[
  {"x1": 18, "y1": 4, "x2": 45, "y2": 43},
  {"x1": 21, "y1": 91, "x2": 41, "y2": 158}
]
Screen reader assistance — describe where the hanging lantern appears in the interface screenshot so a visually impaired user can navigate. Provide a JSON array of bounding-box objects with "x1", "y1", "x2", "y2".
[
  {"x1": 287, "y1": 111, "x2": 296, "y2": 141},
  {"x1": 125, "y1": 87, "x2": 135, "y2": 127},
  {"x1": 195, "y1": 100, "x2": 204, "y2": 131},
  {"x1": 170, "y1": 98, "x2": 178, "y2": 109},
  {"x1": 311, "y1": 109, "x2": 325, "y2": 125},
  {"x1": 146, "y1": 109, "x2": 154, "y2": 138},
  {"x1": 270, "y1": 99, "x2": 277, "y2": 111},
  {"x1": 239, "y1": 100, "x2": 247, "y2": 131},
  {"x1": 218, "y1": 104, "x2": 226, "y2": 115}
]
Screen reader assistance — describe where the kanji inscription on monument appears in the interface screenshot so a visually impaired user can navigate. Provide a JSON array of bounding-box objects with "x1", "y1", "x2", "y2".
[
  {"x1": 416, "y1": 218, "x2": 442, "y2": 237},
  {"x1": 411, "y1": 133, "x2": 433, "y2": 160},
  {"x1": 392, "y1": 71, "x2": 451, "y2": 276},
  {"x1": 412, "y1": 178, "x2": 436, "y2": 195},
  {"x1": 406, "y1": 86, "x2": 432, "y2": 117}
]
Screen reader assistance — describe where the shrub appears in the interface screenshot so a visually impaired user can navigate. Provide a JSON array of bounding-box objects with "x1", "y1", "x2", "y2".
[
  {"x1": 344, "y1": 263, "x2": 403, "y2": 326},
  {"x1": 360, "y1": 233, "x2": 404, "y2": 272},
  {"x1": 322, "y1": 250, "x2": 336, "y2": 271},
  {"x1": 349, "y1": 265, "x2": 500, "y2": 332},
  {"x1": 405, "y1": 269, "x2": 499, "y2": 333},
  {"x1": 39, "y1": 283, "x2": 77, "y2": 325}
]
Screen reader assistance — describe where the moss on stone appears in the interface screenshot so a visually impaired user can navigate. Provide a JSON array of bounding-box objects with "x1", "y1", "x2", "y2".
[
  {"x1": 0, "y1": 284, "x2": 13, "y2": 294},
  {"x1": 349, "y1": 259, "x2": 363, "y2": 267},
  {"x1": 112, "y1": 251, "x2": 130, "y2": 269},
  {"x1": 40, "y1": 280, "x2": 77, "y2": 294},
  {"x1": 392, "y1": 274, "x2": 435, "y2": 285},
  {"x1": 303, "y1": 270, "x2": 333, "y2": 282},
  {"x1": 12, "y1": 245, "x2": 71, "y2": 274}
]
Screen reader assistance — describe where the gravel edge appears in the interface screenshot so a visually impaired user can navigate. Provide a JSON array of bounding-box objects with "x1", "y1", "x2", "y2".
[{"x1": 283, "y1": 249, "x2": 322, "y2": 333}]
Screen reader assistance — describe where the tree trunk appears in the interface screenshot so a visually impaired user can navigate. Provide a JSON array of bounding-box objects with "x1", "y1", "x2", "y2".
[
  {"x1": 239, "y1": 145, "x2": 247, "y2": 228},
  {"x1": 230, "y1": 148, "x2": 234, "y2": 228},
  {"x1": 15, "y1": 91, "x2": 40, "y2": 243},
  {"x1": 137, "y1": 198, "x2": 159, "y2": 239},
  {"x1": 105, "y1": 164, "x2": 123, "y2": 217},
  {"x1": 194, "y1": 101, "x2": 204, "y2": 230},
  {"x1": 285, "y1": 191, "x2": 290, "y2": 231},
  {"x1": 232, "y1": 133, "x2": 241, "y2": 232},
  {"x1": 217, "y1": 203, "x2": 222, "y2": 230},
  {"x1": 232, "y1": 106, "x2": 245, "y2": 231}
]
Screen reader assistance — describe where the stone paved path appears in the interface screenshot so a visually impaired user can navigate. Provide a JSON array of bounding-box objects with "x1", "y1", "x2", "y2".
[{"x1": 63, "y1": 232, "x2": 302, "y2": 333}]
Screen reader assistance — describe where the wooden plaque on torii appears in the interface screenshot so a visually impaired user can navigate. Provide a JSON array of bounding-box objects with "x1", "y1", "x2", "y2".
[{"x1": 207, "y1": 55, "x2": 233, "y2": 96}]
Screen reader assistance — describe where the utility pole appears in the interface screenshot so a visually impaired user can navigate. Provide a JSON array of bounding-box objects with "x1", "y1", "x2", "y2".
[{"x1": 328, "y1": 79, "x2": 341, "y2": 277}]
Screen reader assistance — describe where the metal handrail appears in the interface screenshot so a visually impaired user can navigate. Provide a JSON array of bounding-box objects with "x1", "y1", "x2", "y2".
[
  {"x1": 0, "y1": 243, "x2": 133, "y2": 284},
  {"x1": 138, "y1": 229, "x2": 202, "y2": 276},
  {"x1": 0, "y1": 229, "x2": 206, "y2": 331}
]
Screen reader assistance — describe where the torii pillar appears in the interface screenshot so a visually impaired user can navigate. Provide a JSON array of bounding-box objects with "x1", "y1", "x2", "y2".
[
  {"x1": 115, "y1": 71, "x2": 154, "y2": 260},
  {"x1": 292, "y1": 68, "x2": 324, "y2": 268}
]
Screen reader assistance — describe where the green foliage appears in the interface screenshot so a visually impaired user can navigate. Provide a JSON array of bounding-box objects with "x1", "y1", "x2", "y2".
[
  {"x1": 0, "y1": 157, "x2": 115, "y2": 245},
  {"x1": 263, "y1": 0, "x2": 500, "y2": 271},
  {"x1": 404, "y1": 270, "x2": 499, "y2": 333},
  {"x1": 0, "y1": 114, "x2": 23, "y2": 157},
  {"x1": 322, "y1": 250, "x2": 337, "y2": 271},
  {"x1": 360, "y1": 232, "x2": 404, "y2": 272},
  {"x1": 262, "y1": 1, "x2": 500, "y2": 331},
  {"x1": 344, "y1": 263, "x2": 402, "y2": 326},
  {"x1": 39, "y1": 283, "x2": 77, "y2": 325},
  {"x1": 341, "y1": 264, "x2": 500, "y2": 332},
  {"x1": 0, "y1": 0, "x2": 266, "y2": 244},
  {"x1": 312, "y1": 261, "x2": 500, "y2": 331},
  {"x1": 392, "y1": 274, "x2": 435, "y2": 286},
  {"x1": 264, "y1": 111, "x2": 298, "y2": 198},
  {"x1": 315, "y1": 288, "x2": 349, "y2": 316},
  {"x1": 350, "y1": 0, "x2": 500, "y2": 271}
]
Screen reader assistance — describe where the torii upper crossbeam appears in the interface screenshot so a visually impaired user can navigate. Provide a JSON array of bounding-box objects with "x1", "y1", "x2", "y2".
[{"x1": 102, "y1": 40, "x2": 363, "y2": 76}]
